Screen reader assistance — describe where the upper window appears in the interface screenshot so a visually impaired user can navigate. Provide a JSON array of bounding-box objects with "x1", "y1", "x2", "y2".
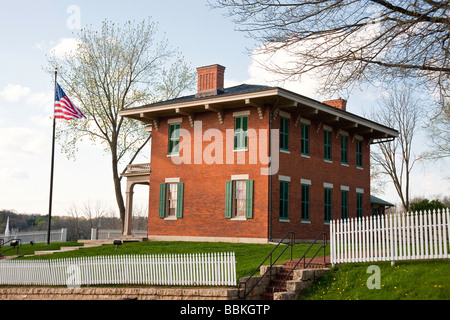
[
  {"x1": 301, "y1": 123, "x2": 309, "y2": 156},
  {"x1": 280, "y1": 117, "x2": 289, "y2": 151},
  {"x1": 324, "y1": 130, "x2": 332, "y2": 161},
  {"x1": 234, "y1": 116, "x2": 248, "y2": 150},
  {"x1": 168, "y1": 123, "x2": 180, "y2": 155},
  {"x1": 341, "y1": 135, "x2": 348, "y2": 165},
  {"x1": 356, "y1": 139, "x2": 363, "y2": 168},
  {"x1": 225, "y1": 179, "x2": 253, "y2": 219}
]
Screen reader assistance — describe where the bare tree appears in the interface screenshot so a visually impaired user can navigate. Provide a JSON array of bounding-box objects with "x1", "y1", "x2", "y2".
[
  {"x1": 212, "y1": 0, "x2": 450, "y2": 100},
  {"x1": 423, "y1": 101, "x2": 450, "y2": 162},
  {"x1": 80, "y1": 200, "x2": 109, "y2": 230},
  {"x1": 48, "y1": 18, "x2": 196, "y2": 231},
  {"x1": 370, "y1": 86, "x2": 423, "y2": 212}
]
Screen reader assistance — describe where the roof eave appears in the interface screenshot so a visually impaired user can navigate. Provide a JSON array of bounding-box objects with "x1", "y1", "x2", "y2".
[{"x1": 119, "y1": 86, "x2": 398, "y2": 140}]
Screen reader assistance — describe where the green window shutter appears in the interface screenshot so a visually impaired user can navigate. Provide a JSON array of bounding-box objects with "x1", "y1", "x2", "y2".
[
  {"x1": 243, "y1": 116, "x2": 248, "y2": 148},
  {"x1": 176, "y1": 182, "x2": 184, "y2": 218},
  {"x1": 301, "y1": 123, "x2": 309, "y2": 155},
  {"x1": 159, "y1": 183, "x2": 166, "y2": 218},
  {"x1": 280, "y1": 117, "x2": 289, "y2": 151},
  {"x1": 245, "y1": 180, "x2": 254, "y2": 219},
  {"x1": 225, "y1": 180, "x2": 233, "y2": 218}
]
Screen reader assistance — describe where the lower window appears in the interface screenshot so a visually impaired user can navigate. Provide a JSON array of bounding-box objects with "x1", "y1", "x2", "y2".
[
  {"x1": 225, "y1": 180, "x2": 254, "y2": 219},
  {"x1": 159, "y1": 182, "x2": 184, "y2": 219}
]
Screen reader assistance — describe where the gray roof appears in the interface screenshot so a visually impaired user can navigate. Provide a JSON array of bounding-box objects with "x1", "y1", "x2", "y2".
[{"x1": 138, "y1": 84, "x2": 274, "y2": 109}]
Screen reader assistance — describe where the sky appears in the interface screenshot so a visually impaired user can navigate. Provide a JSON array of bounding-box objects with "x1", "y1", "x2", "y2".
[{"x1": 0, "y1": 0, "x2": 448, "y2": 221}]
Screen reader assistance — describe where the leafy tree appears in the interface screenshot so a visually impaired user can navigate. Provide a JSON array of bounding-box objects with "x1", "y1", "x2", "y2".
[
  {"x1": 48, "y1": 18, "x2": 196, "y2": 231},
  {"x1": 410, "y1": 199, "x2": 447, "y2": 213}
]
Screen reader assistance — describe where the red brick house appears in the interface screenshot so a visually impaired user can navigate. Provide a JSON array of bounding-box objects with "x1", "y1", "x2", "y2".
[{"x1": 119, "y1": 64, "x2": 398, "y2": 243}]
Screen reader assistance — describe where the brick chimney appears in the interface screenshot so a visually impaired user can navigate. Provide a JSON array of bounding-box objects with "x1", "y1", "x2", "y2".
[
  {"x1": 323, "y1": 98, "x2": 347, "y2": 111},
  {"x1": 196, "y1": 64, "x2": 226, "y2": 98}
]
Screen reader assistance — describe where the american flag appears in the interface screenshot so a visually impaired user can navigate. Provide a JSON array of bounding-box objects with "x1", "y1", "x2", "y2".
[{"x1": 54, "y1": 83, "x2": 86, "y2": 120}]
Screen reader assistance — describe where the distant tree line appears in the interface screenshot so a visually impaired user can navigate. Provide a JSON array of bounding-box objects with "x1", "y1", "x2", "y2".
[{"x1": 0, "y1": 206, "x2": 147, "y2": 242}]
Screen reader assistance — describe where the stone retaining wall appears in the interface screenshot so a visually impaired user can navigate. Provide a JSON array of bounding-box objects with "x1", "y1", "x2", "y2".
[{"x1": 0, "y1": 286, "x2": 240, "y2": 300}]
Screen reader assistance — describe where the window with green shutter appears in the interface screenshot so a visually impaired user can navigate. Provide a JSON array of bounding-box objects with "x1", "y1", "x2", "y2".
[
  {"x1": 324, "y1": 130, "x2": 332, "y2": 161},
  {"x1": 159, "y1": 183, "x2": 166, "y2": 218},
  {"x1": 280, "y1": 117, "x2": 289, "y2": 151},
  {"x1": 357, "y1": 192, "x2": 363, "y2": 218},
  {"x1": 324, "y1": 188, "x2": 332, "y2": 223},
  {"x1": 225, "y1": 179, "x2": 253, "y2": 219},
  {"x1": 280, "y1": 181, "x2": 289, "y2": 220},
  {"x1": 234, "y1": 116, "x2": 248, "y2": 150},
  {"x1": 301, "y1": 123, "x2": 309, "y2": 156},
  {"x1": 341, "y1": 190, "x2": 348, "y2": 220},
  {"x1": 341, "y1": 135, "x2": 348, "y2": 165},
  {"x1": 159, "y1": 182, "x2": 184, "y2": 219},
  {"x1": 301, "y1": 184, "x2": 310, "y2": 221},
  {"x1": 168, "y1": 123, "x2": 180, "y2": 155},
  {"x1": 356, "y1": 139, "x2": 363, "y2": 168}
]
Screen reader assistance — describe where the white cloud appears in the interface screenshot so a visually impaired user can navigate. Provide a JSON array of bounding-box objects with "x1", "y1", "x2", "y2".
[
  {"x1": 0, "y1": 168, "x2": 30, "y2": 181},
  {"x1": 50, "y1": 38, "x2": 80, "y2": 58},
  {"x1": 0, "y1": 127, "x2": 46, "y2": 158},
  {"x1": 246, "y1": 44, "x2": 325, "y2": 100},
  {"x1": 0, "y1": 84, "x2": 31, "y2": 102}
]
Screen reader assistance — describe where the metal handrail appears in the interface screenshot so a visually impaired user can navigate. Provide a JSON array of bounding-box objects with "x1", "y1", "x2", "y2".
[
  {"x1": 239, "y1": 231, "x2": 295, "y2": 299},
  {"x1": 273, "y1": 232, "x2": 328, "y2": 295}
]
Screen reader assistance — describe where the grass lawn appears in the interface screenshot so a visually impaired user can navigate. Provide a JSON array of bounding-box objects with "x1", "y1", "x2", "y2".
[
  {"x1": 300, "y1": 259, "x2": 450, "y2": 300},
  {"x1": 6, "y1": 240, "x2": 329, "y2": 281}
]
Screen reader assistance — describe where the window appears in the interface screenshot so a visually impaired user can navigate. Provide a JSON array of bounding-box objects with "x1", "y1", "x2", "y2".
[
  {"x1": 280, "y1": 117, "x2": 289, "y2": 151},
  {"x1": 279, "y1": 181, "x2": 289, "y2": 220},
  {"x1": 168, "y1": 123, "x2": 180, "y2": 155},
  {"x1": 234, "y1": 116, "x2": 248, "y2": 150},
  {"x1": 357, "y1": 192, "x2": 363, "y2": 218},
  {"x1": 301, "y1": 123, "x2": 309, "y2": 156},
  {"x1": 324, "y1": 188, "x2": 332, "y2": 223},
  {"x1": 225, "y1": 180, "x2": 253, "y2": 219},
  {"x1": 341, "y1": 190, "x2": 348, "y2": 219},
  {"x1": 341, "y1": 135, "x2": 348, "y2": 164},
  {"x1": 324, "y1": 130, "x2": 332, "y2": 161},
  {"x1": 356, "y1": 139, "x2": 363, "y2": 168},
  {"x1": 159, "y1": 182, "x2": 184, "y2": 219},
  {"x1": 301, "y1": 184, "x2": 310, "y2": 221}
]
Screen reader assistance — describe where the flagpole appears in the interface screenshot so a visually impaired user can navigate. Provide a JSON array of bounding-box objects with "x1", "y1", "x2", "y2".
[{"x1": 47, "y1": 69, "x2": 57, "y2": 245}]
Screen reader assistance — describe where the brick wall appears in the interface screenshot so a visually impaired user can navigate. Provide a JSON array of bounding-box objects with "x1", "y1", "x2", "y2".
[
  {"x1": 270, "y1": 112, "x2": 371, "y2": 240},
  {"x1": 147, "y1": 103, "x2": 371, "y2": 242},
  {"x1": 148, "y1": 106, "x2": 270, "y2": 241}
]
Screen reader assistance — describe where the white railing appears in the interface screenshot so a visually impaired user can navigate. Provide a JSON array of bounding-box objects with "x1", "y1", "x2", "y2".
[
  {"x1": 0, "y1": 228, "x2": 67, "y2": 244},
  {"x1": 330, "y1": 208, "x2": 450, "y2": 265},
  {"x1": 90, "y1": 228, "x2": 147, "y2": 240},
  {"x1": 0, "y1": 252, "x2": 237, "y2": 287},
  {"x1": 127, "y1": 163, "x2": 151, "y2": 172}
]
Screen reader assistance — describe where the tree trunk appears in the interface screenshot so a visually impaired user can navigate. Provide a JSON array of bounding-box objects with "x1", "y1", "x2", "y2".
[{"x1": 111, "y1": 143, "x2": 126, "y2": 233}]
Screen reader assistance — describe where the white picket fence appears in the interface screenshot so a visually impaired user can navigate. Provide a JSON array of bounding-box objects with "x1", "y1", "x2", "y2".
[
  {"x1": 0, "y1": 252, "x2": 237, "y2": 287},
  {"x1": 330, "y1": 208, "x2": 450, "y2": 265}
]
